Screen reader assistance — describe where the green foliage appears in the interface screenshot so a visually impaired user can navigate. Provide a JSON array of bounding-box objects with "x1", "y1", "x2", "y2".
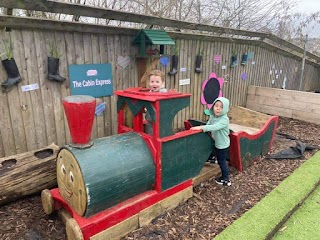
[
  {"x1": 174, "y1": 40, "x2": 179, "y2": 55},
  {"x1": 48, "y1": 41, "x2": 62, "y2": 58},
  {"x1": 2, "y1": 28, "x2": 13, "y2": 60},
  {"x1": 198, "y1": 46, "x2": 204, "y2": 56}
]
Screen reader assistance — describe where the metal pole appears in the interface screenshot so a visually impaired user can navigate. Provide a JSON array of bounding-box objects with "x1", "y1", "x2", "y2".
[{"x1": 299, "y1": 34, "x2": 308, "y2": 91}]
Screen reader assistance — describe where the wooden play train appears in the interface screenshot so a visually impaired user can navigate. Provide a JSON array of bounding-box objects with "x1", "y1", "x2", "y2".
[{"x1": 41, "y1": 87, "x2": 278, "y2": 239}]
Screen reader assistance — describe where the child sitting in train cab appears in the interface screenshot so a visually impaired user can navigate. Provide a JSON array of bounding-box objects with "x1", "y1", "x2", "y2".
[
  {"x1": 148, "y1": 69, "x2": 167, "y2": 93},
  {"x1": 190, "y1": 97, "x2": 231, "y2": 186},
  {"x1": 145, "y1": 70, "x2": 167, "y2": 134}
]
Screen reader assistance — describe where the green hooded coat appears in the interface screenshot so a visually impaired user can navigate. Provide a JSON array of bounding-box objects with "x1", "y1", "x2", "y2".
[{"x1": 202, "y1": 97, "x2": 230, "y2": 149}]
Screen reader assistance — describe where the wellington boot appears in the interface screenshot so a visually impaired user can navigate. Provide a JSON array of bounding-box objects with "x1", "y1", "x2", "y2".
[
  {"x1": 1, "y1": 58, "x2": 22, "y2": 89},
  {"x1": 169, "y1": 55, "x2": 179, "y2": 75},
  {"x1": 230, "y1": 55, "x2": 237, "y2": 68},
  {"x1": 195, "y1": 55, "x2": 203, "y2": 73},
  {"x1": 48, "y1": 57, "x2": 66, "y2": 82},
  {"x1": 241, "y1": 53, "x2": 248, "y2": 65}
]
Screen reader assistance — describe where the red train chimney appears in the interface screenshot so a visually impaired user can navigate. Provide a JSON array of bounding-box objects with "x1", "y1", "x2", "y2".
[{"x1": 63, "y1": 95, "x2": 96, "y2": 148}]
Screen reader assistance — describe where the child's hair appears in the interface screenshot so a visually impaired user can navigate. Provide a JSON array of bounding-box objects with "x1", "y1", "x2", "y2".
[{"x1": 148, "y1": 69, "x2": 165, "y2": 83}]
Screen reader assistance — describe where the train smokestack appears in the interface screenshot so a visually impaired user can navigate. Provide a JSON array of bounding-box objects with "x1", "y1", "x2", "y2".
[{"x1": 63, "y1": 95, "x2": 96, "y2": 148}]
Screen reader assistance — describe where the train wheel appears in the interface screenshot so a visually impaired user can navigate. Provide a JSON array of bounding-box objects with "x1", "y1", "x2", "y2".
[
  {"x1": 66, "y1": 218, "x2": 84, "y2": 240},
  {"x1": 41, "y1": 189, "x2": 54, "y2": 215}
]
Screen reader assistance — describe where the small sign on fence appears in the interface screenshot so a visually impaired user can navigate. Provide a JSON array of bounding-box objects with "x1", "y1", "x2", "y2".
[{"x1": 69, "y1": 63, "x2": 113, "y2": 98}]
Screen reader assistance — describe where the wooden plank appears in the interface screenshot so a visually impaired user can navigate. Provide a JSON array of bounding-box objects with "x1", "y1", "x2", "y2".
[
  {"x1": 34, "y1": 30, "x2": 57, "y2": 146},
  {"x1": 0, "y1": 1, "x2": 270, "y2": 39},
  {"x1": 47, "y1": 31, "x2": 66, "y2": 147},
  {"x1": 250, "y1": 85, "x2": 320, "y2": 103},
  {"x1": 247, "y1": 93, "x2": 320, "y2": 114},
  {"x1": 0, "y1": 124, "x2": 4, "y2": 157},
  {"x1": 107, "y1": 35, "x2": 118, "y2": 135},
  {"x1": 23, "y1": 30, "x2": 47, "y2": 148},
  {"x1": 247, "y1": 85, "x2": 257, "y2": 95},
  {"x1": 0, "y1": 16, "x2": 139, "y2": 36},
  {"x1": 246, "y1": 100, "x2": 293, "y2": 118},
  {"x1": 120, "y1": 36, "x2": 130, "y2": 90},
  {"x1": 193, "y1": 164, "x2": 220, "y2": 186},
  {"x1": 223, "y1": 42, "x2": 232, "y2": 106},
  {"x1": 83, "y1": 33, "x2": 98, "y2": 141},
  {"x1": 91, "y1": 214, "x2": 139, "y2": 240},
  {"x1": 99, "y1": 34, "x2": 111, "y2": 137},
  {"x1": 292, "y1": 110, "x2": 320, "y2": 124},
  {"x1": 139, "y1": 202, "x2": 162, "y2": 227},
  {"x1": 63, "y1": 32, "x2": 77, "y2": 144},
  {"x1": 55, "y1": 31, "x2": 71, "y2": 145},
  {"x1": 0, "y1": 31, "x2": 25, "y2": 156},
  {"x1": 193, "y1": 44, "x2": 201, "y2": 120},
  {"x1": 0, "y1": 67, "x2": 15, "y2": 156},
  {"x1": 160, "y1": 186, "x2": 193, "y2": 212},
  {"x1": 91, "y1": 34, "x2": 105, "y2": 139},
  {"x1": 12, "y1": 30, "x2": 37, "y2": 151}
]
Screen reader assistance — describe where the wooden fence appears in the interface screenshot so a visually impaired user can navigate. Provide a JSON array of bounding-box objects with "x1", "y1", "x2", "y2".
[
  {"x1": 247, "y1": 85, "x2": 320, "y2": 124},
  {"x1": 0, "y1": 1, "x2": 320, "y2": 157}
]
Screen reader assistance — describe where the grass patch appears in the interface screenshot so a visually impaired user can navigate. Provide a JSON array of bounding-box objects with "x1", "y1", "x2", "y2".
[
  {"x1": 214, "y1": 151, "x2": 320, "y2": 240},
  {"x1": 272, "y1": 184, "x2": 320, "y2": 239}
]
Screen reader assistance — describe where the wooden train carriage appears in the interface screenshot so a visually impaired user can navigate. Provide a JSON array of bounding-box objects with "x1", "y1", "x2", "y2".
[
  {"x1": 228, "y1": 106, "x2": 278, "y2": 171},
  {"x1": 185, "y1": 106, "x2": 278, "y2": 172}
]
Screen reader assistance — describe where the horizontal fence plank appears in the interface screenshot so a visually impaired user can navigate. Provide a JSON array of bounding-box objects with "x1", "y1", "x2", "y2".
[{"x1": 247, "y1": 86, "x2": 320, "y2": 124}]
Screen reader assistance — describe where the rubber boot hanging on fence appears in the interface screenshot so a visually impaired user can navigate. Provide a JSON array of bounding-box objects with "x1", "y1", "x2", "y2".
[
  {"x1": 48, "y1": 57, "x2": 66, "y2": 82},
  {"x1": 241, "y1": 53, "x2": 248, "y2": 65},
  {"x1": 230, "y1": 54, "x2": 237, "y2": 68},
  {"x1": 195, "y1": 55, "x2": 203, "y2": 73},
  {"x1": 1, "y1": 58, "x2": 22, "y2": 89},
  {"x1": 168, "y1": 55, "x2": 179, "y2": 75}
]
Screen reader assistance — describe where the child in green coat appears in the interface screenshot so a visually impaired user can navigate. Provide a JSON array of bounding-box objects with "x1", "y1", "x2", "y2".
[{"x1": 190, "y1": 97, "x2": 231, "y2": 186}]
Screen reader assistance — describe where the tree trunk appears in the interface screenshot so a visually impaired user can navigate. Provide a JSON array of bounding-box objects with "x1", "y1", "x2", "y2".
[{"x1": 0, "y1": 143, "x2": 59, "y2": 206}]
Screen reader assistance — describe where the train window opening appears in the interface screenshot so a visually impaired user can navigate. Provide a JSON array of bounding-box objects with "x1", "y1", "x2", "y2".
[{"x1": 123, "y1": 104, "x2": 134, "y2": 129}]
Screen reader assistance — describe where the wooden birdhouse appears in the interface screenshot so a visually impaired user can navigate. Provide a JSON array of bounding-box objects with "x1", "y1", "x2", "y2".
[{"x1": 133, "y1": 29, "x2": 175, "y2": 57}]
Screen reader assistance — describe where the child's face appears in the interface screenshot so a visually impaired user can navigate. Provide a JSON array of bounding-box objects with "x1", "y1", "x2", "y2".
[
  {"x1": 149, "y1": 75, "x2": 163, "y2": 92},
  {"x1": 213, "y1": 101, "x2": 223, "y2": 116}
]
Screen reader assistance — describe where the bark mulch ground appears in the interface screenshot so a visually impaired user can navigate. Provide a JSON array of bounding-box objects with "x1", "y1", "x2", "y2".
[{"x1": 0, "y1": 116, "x2": 319, "y2": 240}]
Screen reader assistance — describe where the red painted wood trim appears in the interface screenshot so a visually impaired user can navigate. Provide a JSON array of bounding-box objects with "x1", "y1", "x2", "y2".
[
  {"x1": 116, "y1": 88, "x2": 191, "y2": 102},
  {"x1": 50, "y1": 180, "x2": 192, "y2": 239},
  {"x1": 118, "y1": 109, "x2": 124, "y2": 133},
  {"x1": 230, "y1": 116, "x2": 278, "y2": 140},
  {"x1": 160, "y1": 129, "x2": 201, "y2": 143}
]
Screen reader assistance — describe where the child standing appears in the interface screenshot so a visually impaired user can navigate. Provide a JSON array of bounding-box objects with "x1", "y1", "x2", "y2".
[{"x1": 190, "y1": 97, "x2": 231, "y2": 186}]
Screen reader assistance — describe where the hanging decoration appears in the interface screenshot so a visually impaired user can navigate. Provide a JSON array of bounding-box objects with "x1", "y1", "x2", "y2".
[
  {"x1": 117, "y1": 56, "x2": 131, "y2": 69},
  {"x1": 213, "y1": 54, "x2": 222, "y2": 64},
  {"x1": 282, "y1": 76, "x2": 287, "y2": 89},
  {"x1": 201, "y1": 72, "x2": 224, "y2": 114},
  {"x1": 248, "y1": 52, "x2": 254, "y2": 60},
  {"x1": 95, "y1": 102, "x2": 106, "y2": 116},
  {"x1": 160, "y1": 56, "x2": 170, "y2": 67},
  {"x1": 241, "y1": 73, "x2": 248, "y2": 80}
]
